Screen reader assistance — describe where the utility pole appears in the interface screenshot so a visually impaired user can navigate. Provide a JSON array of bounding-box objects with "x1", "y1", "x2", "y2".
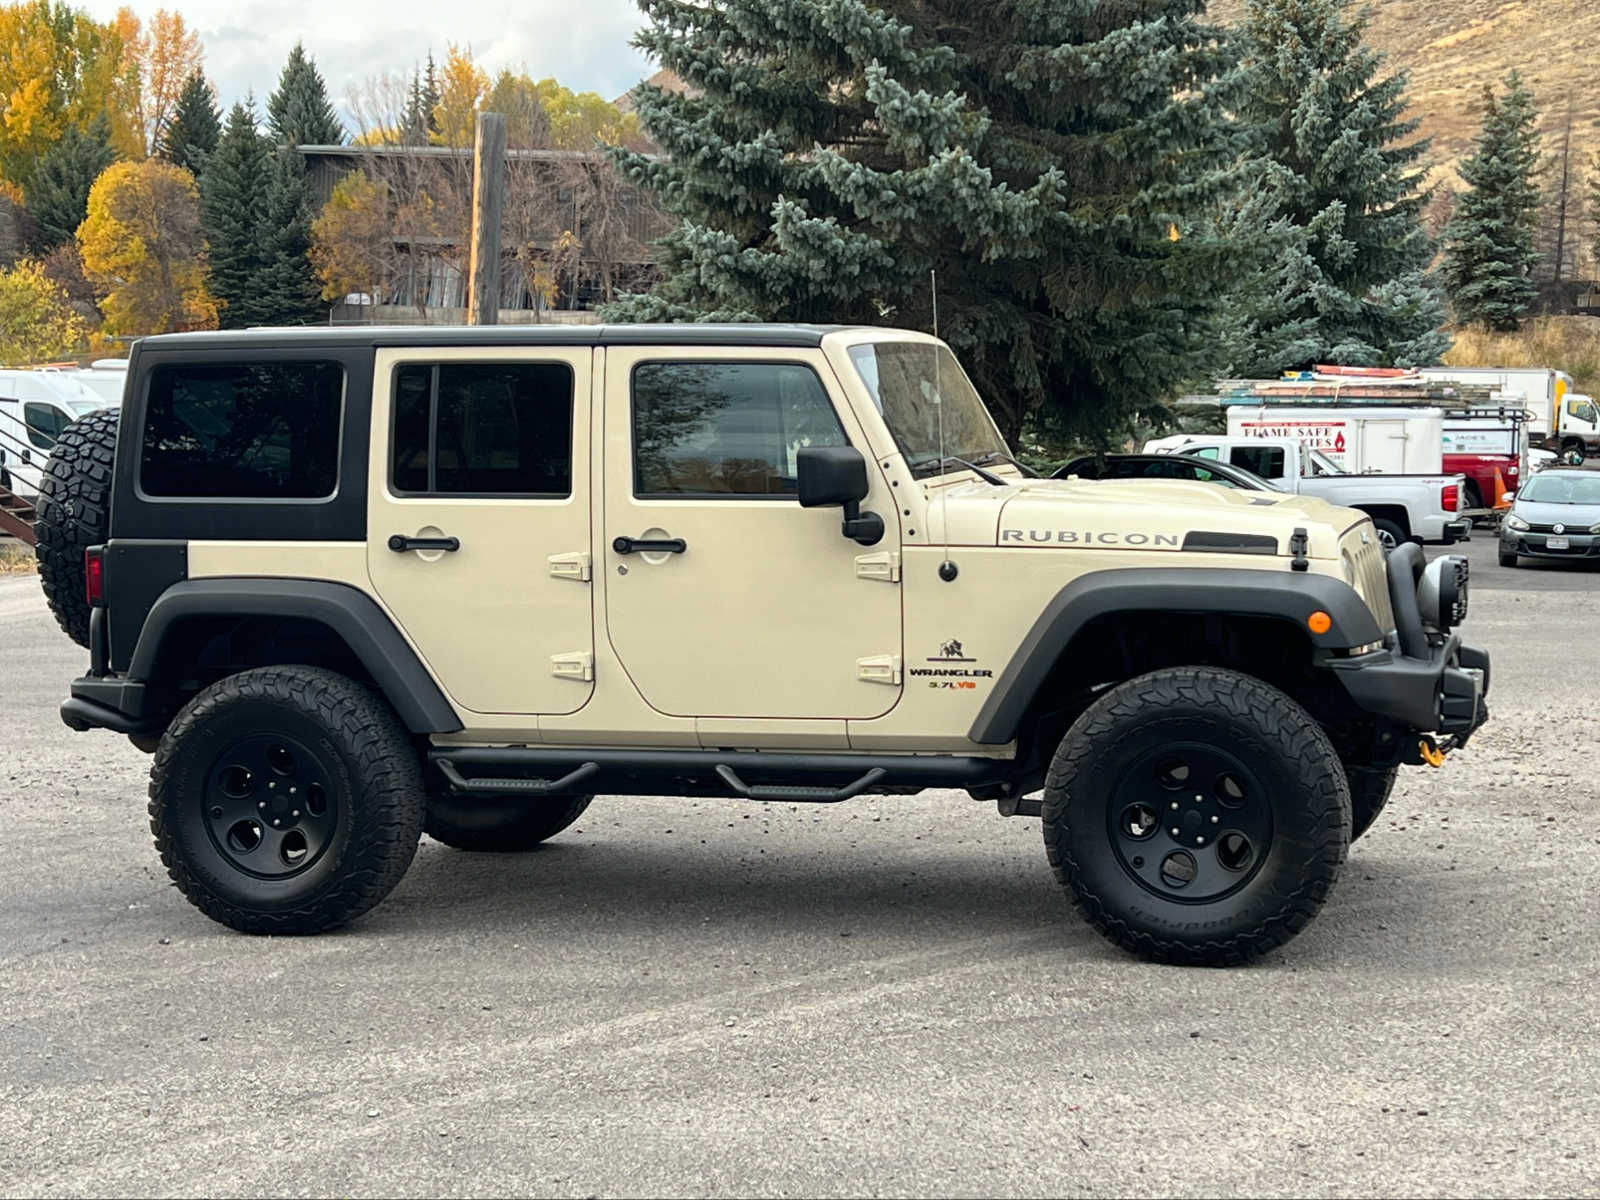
[{"x1": 467, "y1": 111, "x2": 506, "y2": 325}]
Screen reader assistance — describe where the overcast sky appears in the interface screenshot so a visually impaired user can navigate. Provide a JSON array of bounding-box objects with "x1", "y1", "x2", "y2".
[{"x1": 79, "y1": 0, "x2": 654, "y2": 117}]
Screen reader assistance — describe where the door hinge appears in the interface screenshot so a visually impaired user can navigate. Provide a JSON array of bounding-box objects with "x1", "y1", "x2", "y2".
[
  {"x1": 856, "y1": 654, "x2": 902, "y2": 686},
  {"x1": 550, "y1": 651, "x2": 594, "y2": 682},
  {"x1": 854, "y1": 551, "x2": 901, "y2": 583},
  {"x1": 548, "y1": 552, "x2": 592, "y2": 582}
]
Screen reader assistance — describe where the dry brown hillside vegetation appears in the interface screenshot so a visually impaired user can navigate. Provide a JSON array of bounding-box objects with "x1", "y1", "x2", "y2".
[{"x1": 1211, "y1": 0, "x2": 1600, "y2": 181}]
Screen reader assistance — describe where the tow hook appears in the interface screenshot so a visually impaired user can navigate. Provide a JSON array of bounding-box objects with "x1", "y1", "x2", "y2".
[{"x1": 1419, "y1": 735, "x2": 1447, "y2": 768}]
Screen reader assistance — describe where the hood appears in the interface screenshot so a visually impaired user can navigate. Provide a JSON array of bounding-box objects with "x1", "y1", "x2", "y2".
[
  {"x1": 1512, "y1": 499, "x2": 1600, "y2": 528},
  {"x1": 927, "y1": 477, "x2": 1361, "y2": 558}
]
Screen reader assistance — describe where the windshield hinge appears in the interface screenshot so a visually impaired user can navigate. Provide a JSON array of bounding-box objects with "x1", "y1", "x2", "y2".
[{"x1": 1289, "y1": 527, "x2": 1310, "y2": 572}]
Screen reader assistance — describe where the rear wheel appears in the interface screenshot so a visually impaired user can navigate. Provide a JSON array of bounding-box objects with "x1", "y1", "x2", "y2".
[
  {"x1": 1371, "y1": 518, "x2": 1406, "y2": 552},
  {"x1": 149, "y1": 666, "x2": 426, "y2": 934},
  {"x1": 425, "y1": 792, "x2": 592, "y2": 851},
  {"x1": 1042, "y1": 667, "x2": 1349, "y2": 966}
]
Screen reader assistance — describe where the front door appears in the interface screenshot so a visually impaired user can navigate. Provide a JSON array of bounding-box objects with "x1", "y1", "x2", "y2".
[
  {"x1": 601, "y1": 347, "x2": 903, "y2": 720},
  {"x1": 367, "y1": 347, "x2": 595, "y2": 717}
]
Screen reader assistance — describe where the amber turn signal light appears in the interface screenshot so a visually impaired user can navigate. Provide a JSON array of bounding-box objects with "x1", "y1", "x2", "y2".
[{"x1": 1307, "y1": 611, "x2": 1332, "y2": 635}]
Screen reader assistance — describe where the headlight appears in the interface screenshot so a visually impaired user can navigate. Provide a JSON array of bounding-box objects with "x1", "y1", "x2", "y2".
[
  {"x1": 1589, "y1": 523, "x2": 1600, "y2": 535},
  {"x1": 1506, "y1": 514, "x2": 1530, "y2": 532},
  {"x1": 1418, "y1": 555, "x2": 1469, "y2": 633}
]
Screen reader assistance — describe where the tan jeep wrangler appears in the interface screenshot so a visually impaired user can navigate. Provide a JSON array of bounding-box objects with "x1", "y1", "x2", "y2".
[{"x1": 36, "y1": 324, "x2": 1490, "y2": 965}]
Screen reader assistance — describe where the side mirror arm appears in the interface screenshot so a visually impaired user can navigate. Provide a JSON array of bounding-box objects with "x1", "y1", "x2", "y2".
[{"x1": 841, "y1": 499, "x2": 884, "y2": 547}]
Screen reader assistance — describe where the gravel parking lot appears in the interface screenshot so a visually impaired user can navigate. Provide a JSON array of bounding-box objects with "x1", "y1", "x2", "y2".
[{"x1": 2, "y1": 535, "x2": 1596, "y2": 1198}]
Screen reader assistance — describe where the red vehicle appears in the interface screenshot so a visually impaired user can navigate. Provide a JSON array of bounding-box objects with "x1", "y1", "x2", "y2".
[{"x1": 1442, "y1": 411, "x2": 1524, "y2": 513}]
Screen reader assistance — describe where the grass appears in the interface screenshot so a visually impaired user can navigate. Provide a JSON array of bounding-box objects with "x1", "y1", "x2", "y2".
[
  {"x1": 0, "y1": 543, "x2": 37, "y2": 575},
  {"x1": 1444, "y1": 316, "x2": 1600, "y2": 397}
]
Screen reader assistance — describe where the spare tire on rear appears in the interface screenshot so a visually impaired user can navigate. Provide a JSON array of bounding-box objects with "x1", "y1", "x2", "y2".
[{"x1": 36, "y1": 407, "x2": 119, "y2": 648}]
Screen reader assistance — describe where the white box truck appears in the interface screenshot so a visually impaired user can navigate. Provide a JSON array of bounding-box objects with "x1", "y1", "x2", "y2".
[
  {"x1": 1225, "y1": 406, "x2": 1445, "y2": 474},
  {"x1": 1420, "y1": 367, "x2": 1593, "y2": 464}
]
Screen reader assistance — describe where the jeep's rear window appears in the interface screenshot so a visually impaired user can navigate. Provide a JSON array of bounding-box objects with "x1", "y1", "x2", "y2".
[
  {"x1": 140, "y1": 361, "x2": 344, "y2": 499},
  {"x1": 391, "y1": 362, "x2": 573, "y2": 497}
]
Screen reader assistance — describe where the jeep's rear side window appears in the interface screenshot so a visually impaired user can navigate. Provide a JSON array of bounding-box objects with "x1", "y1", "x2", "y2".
[
  {"x1": 632, "y1": 361, "x2": 845, "y2": 497},
  {"x1": 391, "y1": 362, "x2": 573, "y2": 497},
  {"x1": 140, "y1": 361, "x2": 345, "y2": 499}
]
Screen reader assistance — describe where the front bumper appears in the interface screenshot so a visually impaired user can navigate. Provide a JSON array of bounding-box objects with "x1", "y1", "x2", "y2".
[
  {"x1": 1325, "y1": 542, "x2": 1490, "y2": 742},
  {"x1": 1328, "y1": 638, "x2": 1489, "y2": 741},
  {"x1": 1501, "y1": 531, "x2": 1600, "y2": 560}
]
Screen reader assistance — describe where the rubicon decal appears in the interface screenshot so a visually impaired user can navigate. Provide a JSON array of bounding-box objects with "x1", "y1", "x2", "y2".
[{"x1": 1001, "y1": 529, "x2": 1182, "y2": 547}]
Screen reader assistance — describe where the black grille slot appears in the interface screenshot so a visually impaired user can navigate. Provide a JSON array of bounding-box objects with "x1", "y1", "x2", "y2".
[{"x1": 1182, "y1": 531, "x2": 1279, "y2": 555}]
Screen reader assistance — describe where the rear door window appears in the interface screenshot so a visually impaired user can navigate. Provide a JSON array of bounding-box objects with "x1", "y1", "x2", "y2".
[
  {"x1": 1230, "y1": 445, "x2": 1286, "y2": 480},
  {"x1": 391, "y1": 361, "x2": 573, "y2": 497},
  {"x1": 140, "y1": 361, "x2": 345, "y2": 498}
]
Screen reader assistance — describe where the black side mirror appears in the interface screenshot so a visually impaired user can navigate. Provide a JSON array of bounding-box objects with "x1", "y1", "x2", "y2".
[{"x1": 796, "y1": 445, "x2": 884, "y2": 546}]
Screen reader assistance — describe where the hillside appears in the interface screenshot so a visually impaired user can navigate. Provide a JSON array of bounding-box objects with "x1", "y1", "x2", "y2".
[{"x1": 1210, "y1": 0, "x2": 1600, "y2": 180}]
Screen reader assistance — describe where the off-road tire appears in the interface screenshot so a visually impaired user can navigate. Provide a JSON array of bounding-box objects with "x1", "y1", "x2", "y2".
[
  {"x1": 1345, "y1": 764, "x2": 1398, "y2": 842},
  {"x1": 424, "y1": 792, "x2": 593, "y2": 852},
  {"x1": 149, "y1": 666, "x2": 426, "y2": 934},
  {"x1": 35, "y1": 408, "x2": 119, "y2": 648},
  {"x1": 1498, "y1": 549, "x2": 1519, "y2": 568},
  {"x1": 1042, "y1": 666, "x2": 1350, "y2": 967}
]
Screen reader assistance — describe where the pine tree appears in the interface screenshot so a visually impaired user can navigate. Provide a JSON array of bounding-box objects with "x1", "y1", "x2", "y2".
[
  {"x1": 161, "y1": 73, "x2": 222, "y2": 176},
  {"x1": 26, "y1": 116, "x2": 117, "y2": 247},
  {"x1": 1589, "y1": 154, "x2": 1600, "y2": 281},
  {"x1": 202, "y1": 101, "x2": 272, "y2": 328},
  {"x1": 267, "y1": 42, "x2": 344, "y2": 147},
  {"x1": 606, "y1": 0, "x2": 1257, "y2": 445},
  {"x1": 1444, "y1": 75, "x2": 1544, "y2": 332},
  {"x1": 1228, "y1": 0, "x2": 1449, "y2": 376},
  {"x1": 252, "y1": 147, "x2": 324, "y2": 324}
]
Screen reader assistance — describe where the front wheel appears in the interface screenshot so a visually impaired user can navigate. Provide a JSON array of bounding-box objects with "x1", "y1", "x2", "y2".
[
  {"x1": 1561, "y1": 445, "x2": 1586, "y2": 467},
  {"x1": 1042, "y1": 667, "x2": 1350, "y2": 966},
  {"x1": 1499, "y1": 549, "x2": 1519, "y2": 568},
  {"x1": 149, "y1": 666, "x2": 427, "y2": 934}
]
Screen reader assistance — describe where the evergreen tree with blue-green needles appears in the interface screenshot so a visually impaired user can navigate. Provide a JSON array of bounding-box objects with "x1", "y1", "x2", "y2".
[
  {"x1": 1445, "y1": 74, "x2": 1544, "y2": 332},
  {"x1": 606, "y1": 0, "x2": 1263, "y2": 446},
  {"x1": 1225, "y1": 0, "x2": 1451, "y2": 377}
]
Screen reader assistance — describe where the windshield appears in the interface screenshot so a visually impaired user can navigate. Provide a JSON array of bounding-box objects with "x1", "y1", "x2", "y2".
[
  {"x1": 1517, "y1": 474, "x2": 1600, "y2": 505},
  {"x1": 847, "y1": 342, "x2": 1008, "y2": 476},
  {"x1": 1307, "y1": 449, "x2": 1343, "y2": 476}
]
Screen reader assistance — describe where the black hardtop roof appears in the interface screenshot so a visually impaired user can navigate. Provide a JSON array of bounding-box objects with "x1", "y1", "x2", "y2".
[{"x1": 133, "y1": 323, "x2": 882, "y2": 353}]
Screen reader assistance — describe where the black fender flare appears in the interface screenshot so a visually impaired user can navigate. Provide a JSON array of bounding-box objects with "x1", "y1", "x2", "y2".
[
  {"x1": 968, "y1": 568, "x2": 1383, "y2": 746},
  {"x1": 130, "y1": 578, "x2": 463, "y2": 734}
]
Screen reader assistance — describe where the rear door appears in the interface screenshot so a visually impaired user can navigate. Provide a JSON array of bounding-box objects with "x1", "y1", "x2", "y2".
[{"x1": 367, "y1": 347, "x2": 595, "y2": 717}]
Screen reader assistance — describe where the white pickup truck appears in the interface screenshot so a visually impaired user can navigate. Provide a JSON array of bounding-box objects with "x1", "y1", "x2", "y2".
[{"x1": 1144, "y1": 435, "x2": 1471, "y2": 549}]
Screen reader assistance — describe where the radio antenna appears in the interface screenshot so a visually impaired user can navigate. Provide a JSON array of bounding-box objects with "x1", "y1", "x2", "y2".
[{"x1": 932, "y1": 269, "x2": 957, "y2": 582}]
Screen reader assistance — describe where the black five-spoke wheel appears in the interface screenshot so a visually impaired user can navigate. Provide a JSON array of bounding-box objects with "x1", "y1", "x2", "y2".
[
  {"x1": 150, "y1": 666, "x2": 427, "y2": 934},
  {"x1": 1042, "y1": 666, "x2": 1350, "y2": 966},
  {"x1": 1111, "y1": 745, "x2": 1272, "y2": 904},
  {"x1": 205, "y1": 734, "x2": 338, "y2": 879}
]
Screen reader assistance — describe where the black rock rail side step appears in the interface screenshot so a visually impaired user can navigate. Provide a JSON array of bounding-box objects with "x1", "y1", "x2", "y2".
[{"x1": 429, "y1": 746, "x2": 1011, "y2": 803}]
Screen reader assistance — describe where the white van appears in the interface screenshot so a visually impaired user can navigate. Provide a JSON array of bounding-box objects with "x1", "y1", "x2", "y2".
[{"x1": 0, "y1": 368, "x2": 120, "y2": 499}]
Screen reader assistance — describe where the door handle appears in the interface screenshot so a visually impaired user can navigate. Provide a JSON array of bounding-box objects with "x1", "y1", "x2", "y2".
[
  {"x1": 612, "y1": 535, "x2": 687, "y2": 555},
  {"x1": 388, "y1": 534, "x2": 461, "y2": 553}
]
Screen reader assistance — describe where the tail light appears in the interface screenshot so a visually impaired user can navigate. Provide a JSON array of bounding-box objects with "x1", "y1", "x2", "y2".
[
  {"x1": 1442, "y1": 484, "x2": 1459, "y2": 512},
  {"x1": 84, "y1": 547, "x2": 104, "y2": 607}
]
